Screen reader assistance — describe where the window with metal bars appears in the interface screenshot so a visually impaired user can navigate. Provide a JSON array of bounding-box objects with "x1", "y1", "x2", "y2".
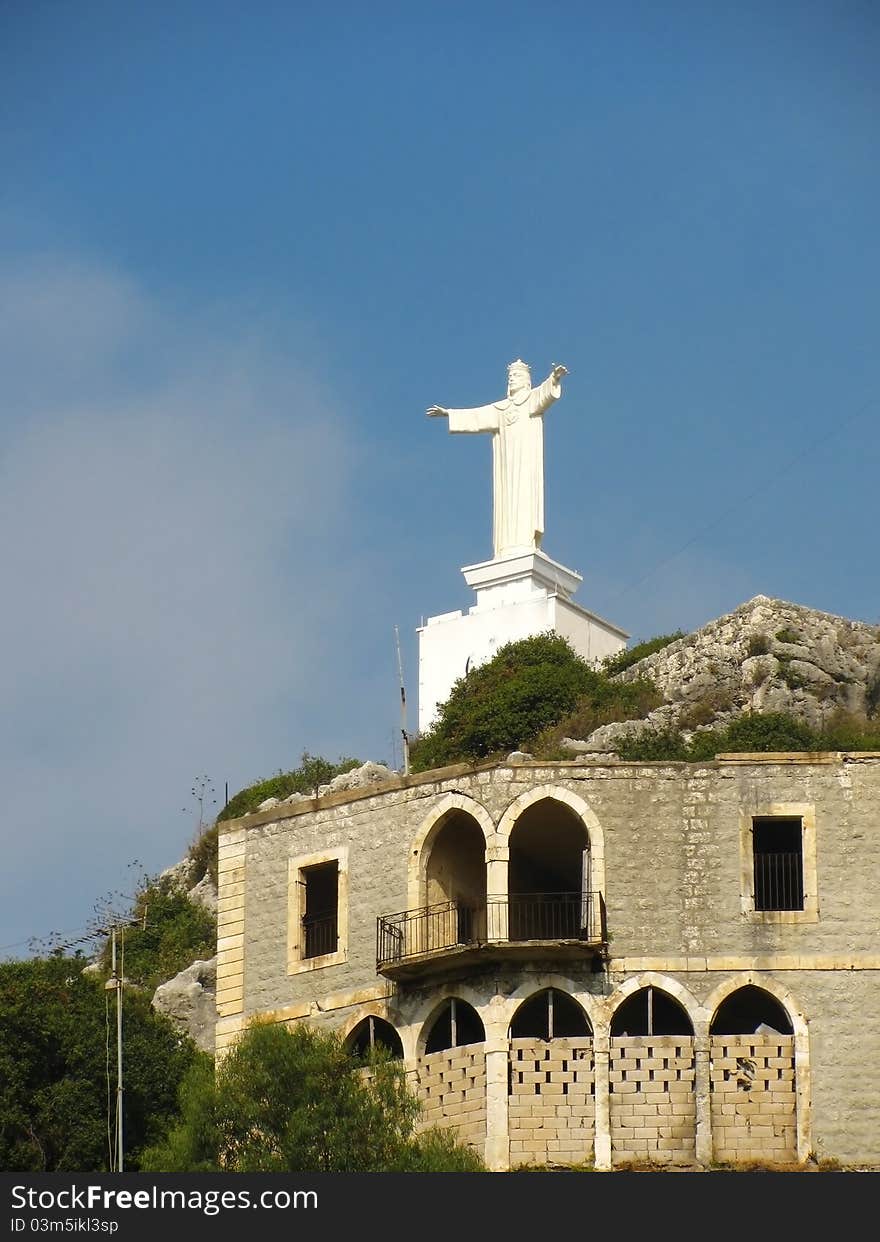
[
  {"x1": 752, "y1": 817, "x2": 804, "y2": 911},
  {"x1": 302, "y1": 860, "x2": 339, "y2": 958}
]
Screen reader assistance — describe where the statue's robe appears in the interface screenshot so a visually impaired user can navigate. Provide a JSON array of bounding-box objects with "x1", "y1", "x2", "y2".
[{"x1": 445, "y1": 374, "x2": 562, "y2": 558}]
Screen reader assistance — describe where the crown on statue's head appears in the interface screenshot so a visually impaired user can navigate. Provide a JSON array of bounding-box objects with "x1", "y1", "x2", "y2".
[{"x1": 507, "y1": 358, "x2": 531, "y2": 380}]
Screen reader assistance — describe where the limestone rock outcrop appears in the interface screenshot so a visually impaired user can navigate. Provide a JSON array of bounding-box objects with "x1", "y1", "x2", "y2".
[
  {"x1": 573, "y1": 596, "x2": 880, "y2": 751},
  {"x1": 317, "y1": 760, "x2": 395, "y2": 796},
  {"x1": 152, "y1": 957, "x2": 218, "y2": 1054}
]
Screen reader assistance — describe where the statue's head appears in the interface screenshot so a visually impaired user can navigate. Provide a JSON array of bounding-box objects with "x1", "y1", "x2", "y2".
[{"x1": 507, "y1": 359, "x2": 531, "y2": 396}]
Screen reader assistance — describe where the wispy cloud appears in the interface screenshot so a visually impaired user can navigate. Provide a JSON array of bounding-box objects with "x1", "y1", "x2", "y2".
[{"x1": 0, "y1": 259, "x2": 362, "y2": 949}]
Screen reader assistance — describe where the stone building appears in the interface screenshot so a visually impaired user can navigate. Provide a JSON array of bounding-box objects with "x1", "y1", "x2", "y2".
[{"x1": 216, "y1": 748, "x2": 880, "y2": 1169}]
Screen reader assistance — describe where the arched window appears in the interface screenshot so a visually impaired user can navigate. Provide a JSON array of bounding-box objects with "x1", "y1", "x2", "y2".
[
  {"x1": 510, "y1": 988, "x2": 592, "y2": 1040},
  {"x1": 424, "y1": 998, "x2": 485, "y2": 1053},
  {"x1": 508, "y1": 799, "x2": 592, "y2": 940},
  {"x1": 710, "y1": 986, "x2": 793, "y2": 1036},
  {"x1": 611, "y1": 987, "x2": 693, "y2": 1037},
  {"x1": 346, "y1": 1016, "x2": 404, "y2": 1059}
]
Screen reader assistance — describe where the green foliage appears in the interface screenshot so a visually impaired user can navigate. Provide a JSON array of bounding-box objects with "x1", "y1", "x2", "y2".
[
  {"x1": 722, "y1": 712, "x2": 816, "y2": 751},
  {"x1": 616, "y1": 728, "x2": 690, "y2": 762},
  {"x1": 142, "y1": 1021, "x2": 484, "y2": 1173},
  {"x1": 776, "y1": 656, "x2": 808, "y2": 691},
  {"x1": 410, "y1": 633, "x2": 666, "y2": 772},
  {"x1": 534, "y1": 676, "x2": 662, "y2": 758},
  {"x1": 410, "y1": 634, "x2": 603, "y2": 771},
  {"x1": 98, "y1": 876, "x2": 216, "y2": 993},
  {"x1": 187, "y1": 822, "x2": 218, "y2": 888},
  {"x1": 678, "y1": 690, "x2": 735, "y2": 731},
  {"x1": 602, "y1": 632, "x2": 686, "y2": 677},
  {"x1": 775, "y1": 627, "x2": 801, "y2": 645},
  {"x1": 747, "y1": 632, "x2": 771, "y2": 657},
  {"x1": 817, "y1": 709, "x2": 880, "y2": 750},
  {"x1": 0, "y1": 957, "x2": 200, "y2": 1172},
  {"x1": 865, "y1": 673, "x2": 880, "y2": 720},
  {"x1": 218, "y1": 752, "x2": 361, "y2": 822},
  {"x1": 617, "y1": 710, "x2": 880, "y2": 762}
]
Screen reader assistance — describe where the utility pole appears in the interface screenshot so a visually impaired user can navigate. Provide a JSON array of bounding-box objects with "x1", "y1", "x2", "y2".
[{"x1": 104, "y1": 927, "x2": 124, "y2": 1172}]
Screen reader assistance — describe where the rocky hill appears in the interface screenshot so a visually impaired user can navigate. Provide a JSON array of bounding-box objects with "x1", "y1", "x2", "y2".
[{"x1": 569, "y1": 595, "x2": 880, "y2": 753}]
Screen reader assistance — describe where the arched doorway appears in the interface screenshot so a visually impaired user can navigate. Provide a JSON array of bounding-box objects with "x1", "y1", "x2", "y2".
[
  {"x1": 508, "y1": 989, "x2": 595, "y2": 1168},
  {"x1": 416, "y1": 999, "x2": 487, "y2": 1154},
  {"x1": 508, "y1": 799, "x2": 591, "y2": 940},
  {"x1": 609, "y1": 985, "x2": 696, "y2": 1166},
  {"x1": 423, "y1": 810, "x2": 487, "y2": 949},
  {"x1": 709, "y1": 985, "x2": 797, "y2": 1164}
]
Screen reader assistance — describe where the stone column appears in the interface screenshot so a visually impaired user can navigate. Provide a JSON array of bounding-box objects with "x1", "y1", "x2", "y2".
[
  {"x1": 694, "y1": 1035, "x2": 712, "y2": 1165},
  {"x1": 485, "y1": 845, "x2": 509, "y2": 941},
  {"x1": 484, "y1": 1040, "x2": 510, "y2": 1171},
  {"x1": 593, "y1": 1032, "x2": 611, "y2": 1170}
]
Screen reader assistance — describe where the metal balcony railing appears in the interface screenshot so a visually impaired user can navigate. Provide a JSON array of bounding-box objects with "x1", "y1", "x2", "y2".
[{"x1": 376, "y1": 892, "x2": 605, "y2": 971}]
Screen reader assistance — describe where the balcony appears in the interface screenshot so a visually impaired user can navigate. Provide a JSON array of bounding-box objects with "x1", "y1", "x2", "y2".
[{"x1": 376, "y1": 892, "x2": 607, "y2": 980}]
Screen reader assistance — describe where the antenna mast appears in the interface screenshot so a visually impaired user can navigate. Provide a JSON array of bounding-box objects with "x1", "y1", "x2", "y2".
[{"x1": 394, "y1": 625, "x2": 410, "y2": 775}]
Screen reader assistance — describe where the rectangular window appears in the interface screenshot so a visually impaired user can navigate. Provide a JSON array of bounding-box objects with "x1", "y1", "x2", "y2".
[
  {"x1": 288, "y1": 847, "x2": 348, "y2": 973},
  {"x1": 739, "y1": 803, "x2": 817, "y2": 924},
  {"x1": 302, "y1": 861, "x2": 339, "y2": 959},
  {"x1": 752, "y1": 818, "x2": 804, "y2": 911}
]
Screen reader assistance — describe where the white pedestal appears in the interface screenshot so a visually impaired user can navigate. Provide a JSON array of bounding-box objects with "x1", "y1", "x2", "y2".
[{"x1": 417, "y1": 550, "x2": 629, "y2": 733}]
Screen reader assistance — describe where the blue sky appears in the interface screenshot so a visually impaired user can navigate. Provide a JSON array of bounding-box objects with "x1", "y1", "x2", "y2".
[{"x1": 1, "y1": 1, "x2": 878, "y2": 955}]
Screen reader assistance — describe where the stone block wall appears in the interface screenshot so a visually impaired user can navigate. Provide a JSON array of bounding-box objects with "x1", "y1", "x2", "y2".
[
  {"x1": 710, "y1": 1035, "x2": 796, "y2": 1162},
  {"x1": 609, "y1": 1037, "x2": 696, "y2": 1165},
  {"x1": 414, "y1": 1044, "x2": 487, "y2": 1151},
  {"x1": 508, "y1": 1037, "x2": 595, "y2": 1167}
]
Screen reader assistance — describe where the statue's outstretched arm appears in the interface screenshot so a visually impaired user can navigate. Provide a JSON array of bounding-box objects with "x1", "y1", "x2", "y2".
[{"x1": 426, "y1": 405, "x2": 449, "y2": 417}]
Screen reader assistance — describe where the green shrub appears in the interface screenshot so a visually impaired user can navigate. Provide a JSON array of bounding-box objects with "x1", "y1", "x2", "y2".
[
  {"x1": 747, "y1": 633, "x2": 771, "y2": 657},
  {"x1": 219, "y1": 752, "x2": 361, "y2": 822},
  {"x1": 775, "y1": 627, "x2": 801, "y2": 645},
  {"x1": 534, "y1": 676, "x2": 662, "y2": 758},
  {"x1": 865, "y1": 674, "x2": 880, "y2": 720},
  {"x1": 616, "y1": 728, "x2": 690, "y2": 762},
  {"x1": 187, "y1": 823, "x2": 218, "y2": 887},
  {"x1": 616, "y1": 710, "x2": 873, "y2": 761},
  {"x1": 410, "y1": 633, "x2": 601, "y2": 771},
  {"x1": 141, "y1": 1021, "x2": 483, "y2": 1172},
  {"x1": 97, "y1": 876, "x2": 216, "y2": 993},
  {"x1": 777, "y1": 658, "x2": 808, "y2": 691},
  {"x1": 603, "y1": 632, "x2": 685, "y2": 677}
]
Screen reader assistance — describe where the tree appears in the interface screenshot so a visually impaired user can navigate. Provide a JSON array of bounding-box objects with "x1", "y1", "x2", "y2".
[
  {"x1": 410, "y1": 631, "x2": 660, "y2": 771},
  {"x1": 411, "y1": 633, "x2": 600, "y2": 770},
  {"x1": 0, "y1": 956, "x2": 201, "y2": 1171},
  {"x1": 141, "y1": 1020, "x2": 483, "y2": 1172}
]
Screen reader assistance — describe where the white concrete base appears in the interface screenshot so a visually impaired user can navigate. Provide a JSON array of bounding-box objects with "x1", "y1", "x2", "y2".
[{"x1": 417, "y1": 549, "x2": 629, "y2": 732}]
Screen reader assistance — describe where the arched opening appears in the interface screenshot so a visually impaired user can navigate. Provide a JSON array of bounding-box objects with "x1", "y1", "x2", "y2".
[
  {"x1": 709, "y1": 986, "x2": 798, "y2": 1164},
  {"x1": 424, "y1": 810, "x2": 487, "y2": 943},
  {"x1": 424, "y1": 998, "x2": 485, "y2": 1053},
  {"x1": 509, "y1": 988, "x2": 592, "y2": 1039},
  {"x1": 611, "y1": 986, "x2": 694, "y2": 1037},
  {"x1": 508, "y1": 799, "x2": 590, "y2": 939},
  {"x1": 609, "y1": 985, "x2": 696, "y2": 1166},
  {"x1": 710, "y1": 986, "x2": 793, "y2": 1035},
  {"x1": 345, "y1": 1016, "x2": 404, "y2": 1060}
]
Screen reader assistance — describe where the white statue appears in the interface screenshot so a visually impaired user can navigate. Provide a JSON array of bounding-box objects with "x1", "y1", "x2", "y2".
[{"x1": 428, "y1": 359, "x2": 568, "y2": 559}]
